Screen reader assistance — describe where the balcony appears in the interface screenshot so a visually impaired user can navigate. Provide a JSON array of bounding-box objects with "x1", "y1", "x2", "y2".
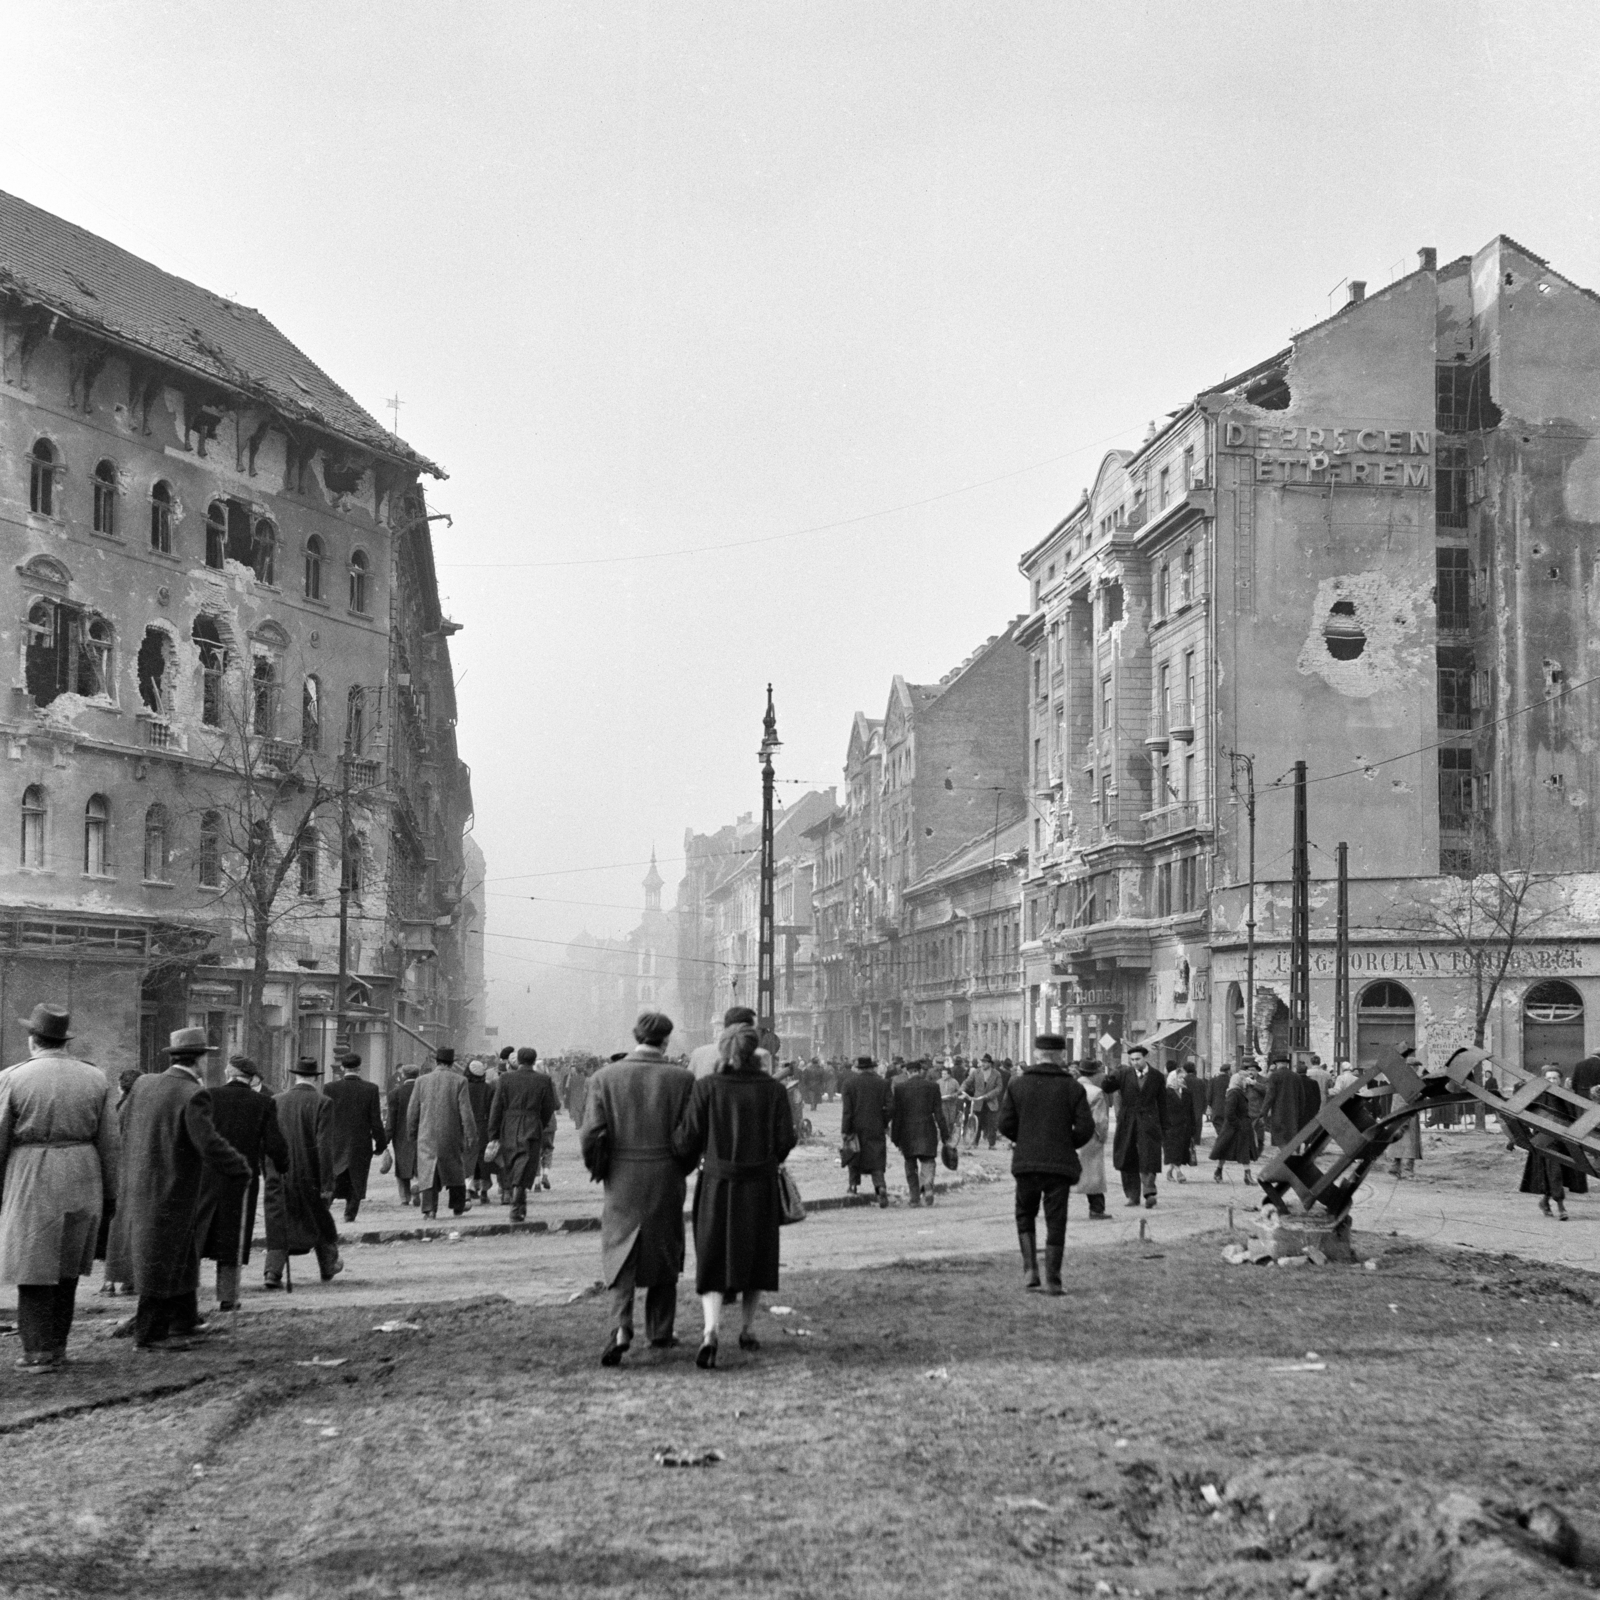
[
  {"x1": 258, "y1": 737, "x2": 298, "y2": 771},
  {"x1": 342, "y1": 756, "x2": 382, "y2": 790},
  {"x1": 1167, "y1": 700, "x2": 1195, "y2": 742},
  {"x1": 141, "y1": 717, "x2": 179, "y2": 752},
  {"x1": 1082, "y1": 815, "x2": 1145, "y2": 850},
  {"x1": 1144, "y1": 800, "x2": 1211, "y2": 840},
  {"x1": 1143, "y1": 728, "x2": 1170, "y2": 753}
]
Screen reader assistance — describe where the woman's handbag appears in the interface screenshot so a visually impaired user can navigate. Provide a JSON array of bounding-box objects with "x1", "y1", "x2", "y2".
[
  {"x1": 379, "y1": 1149, "x2": 393, "y2": 1175},
  {"x1": 838, "y1": 1133, "x2": 861, "y2": 1168},
  {"x1": 778, "y1": 1163, "x2": 806, "y2": 1225},
  {"x1": 940, "y1": 1142, "x2": 959, "y2": 1172}
]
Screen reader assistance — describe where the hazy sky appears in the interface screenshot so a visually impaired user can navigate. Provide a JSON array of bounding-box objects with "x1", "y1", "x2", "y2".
[{"x1": 5, "y1": 2, "x2": 1600, "y2": 1038}]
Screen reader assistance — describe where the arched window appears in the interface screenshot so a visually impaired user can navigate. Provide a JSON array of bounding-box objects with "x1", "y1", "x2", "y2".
[
  {"x1": 251, "y1": 655, "x2": 278, "y2": 736},
  {"x1": 1356, "y1": 981, "x2": 1415, "y2": 1070},
  {"x1": 150, "y1": 481, "x2": 174, "y2": 554},
  {"x1": 205, "y1": 501, "x2": 227, "y2": 569},
  {"x1": 298, "y1": 831, "x2": 319, "y2": 897},
  {"x1": 346, "y1": 686, "x2": 366, "y2": 755},
  {"x1": 84, "y1": 794, "x2": 110, "y2": 876},
  {"x1": 252, "y1": 519, "x2": 277, "y2": 585},
  {"x1": 1523, "y1": 980, "x2": 1585, "y2": 1080},
  {"x1": 198, "y1": 810, "x2": 222, "y2": 887},
  {"x1": 304, "y1": 535, "x2": 324, "y2": 601},
  {"x1": 137, "y1": 627, "x2": 173, "y2": 716},
  {"x1": 29, "y1": 439, "x2": 57, "y2": 516},
  {"x1": 143, "y1": 804, "x2": 169, "y2": 881},
  {"x1": 92, "y1": 460, "x2": 118, "y2": 535},
  {"x1": 301, "y1": 675, "x2": 322, "y2": 751},
  {"x1": 192, "y1": 614, "x2": 228, "y2": 728},
  {"x1": 348, "y1": 549, "x2": 369, "y2": 613},
  {"x1": 83, "y1": 617, "x2": 113, "y2": 698},
  {"x1": 20, "y1": 785, "x2": 45, "y2": 867}
]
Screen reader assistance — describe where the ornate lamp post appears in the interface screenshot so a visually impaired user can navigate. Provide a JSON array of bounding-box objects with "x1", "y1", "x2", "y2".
[{"x1": 757, "y1": 686, "x2": 781, "y2": 1042}]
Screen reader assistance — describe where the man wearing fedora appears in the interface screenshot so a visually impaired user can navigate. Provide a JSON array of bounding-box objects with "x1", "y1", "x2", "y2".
[
  {"x1": 406, "y1": 1046, "x2": 478, "y2": 1220},
  {"x1": 198, "y1": 1056, "x2": 288, "y2": 1311},
  {"x1": 1104, "y1": 1042, "x2": 1170, "y2": 1209},
  {"x1": 323, "y1": 1051, "x2": 388, "y2": 1223},
  {"x1": 263, "y1": 1057, "x2": 343, "y2": 1287},
  {"x1": 106, "y1": 1028, "x2": 250, "y2": 1351},
  {"x1": 0, "y1": 1005, "x2": 121, "y2": 1370}
]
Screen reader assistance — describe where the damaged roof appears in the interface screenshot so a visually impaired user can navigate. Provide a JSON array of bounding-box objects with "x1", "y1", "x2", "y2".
[
  {"x1": 912, "y1": 813, "x2": 1029, "y2": 892},
  {"x1": 0, "y1": 188, "x2": 442, "y2": 478}
]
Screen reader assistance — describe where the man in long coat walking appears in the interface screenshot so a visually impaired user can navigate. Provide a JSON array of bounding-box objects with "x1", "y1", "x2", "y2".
[
  {"x1": 198, "y1": 1056, "x2": 287, "y2": 1310},
  {"x1": 1104, "y1": 1042, "x2": 1169, "y2": 1209},
  {"x1": 841, "y1": 1056, "x2": 893, "y2": 1206},
  {"x1": 998, "y1": 1034, "x2": 1096, "y2": 1295},
  {"x1": 106, "y1": 1028, "x2": 249, "y2": 1350},
  {"x1": 0, "y1": 1005, "x2": 120, "y2": 1370},
  {"x1": 263, "y1": 1058, "x2": 343, "y2": 1287},
  {"x1": 890, "y1": 1060, "x2": 950, "y2": 1206},
  {"x1": 487, "y1": 1047, "x2": 558, "y2": 1221},
  {"x1": 407, "y1": 1047, "x2": 478, "y2": 1219},
  {"x1": 389, "y1": 1064, "x2": 422, "y2": 1204},
  {"x1": 579, "y1": 1012, "x2": 695, "y2": 1366},
  {"x1": 323, "y1": 1052, "x2": 387, "y2": 1222}
]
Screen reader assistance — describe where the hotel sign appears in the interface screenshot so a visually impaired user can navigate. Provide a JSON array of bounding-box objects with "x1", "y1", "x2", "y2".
[{"x1": 1223, "y1": 418, "x2": 1432, "y2": 487}]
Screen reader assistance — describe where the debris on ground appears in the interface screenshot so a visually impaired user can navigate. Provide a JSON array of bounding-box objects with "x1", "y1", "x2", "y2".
[
  {"x1": 371, "y1": 1321, "x2": 420, "y2": 1333},
  {"x1": 294, "y1": 1357, "x2": 349, "y2": 1368},
  {"x1": 564, "y1": 1282, "x2": 605, "y2": 1304},
  {"x1": 781, "y1": 1327, "x2": 814, "y2": 1337},
  {"x1": 653, "y1": 1447, "x2": 725, "y2": 1468},
  {"x1": 770, "y1": 1306, "x2": 794, "y2": 1316},
  {"x1": 993, "y1": 1495, "x2": 1053, "y2": 1513},
  {"x1": 1269, "y1": 1362, "x2": 1327, "y2": 1373},
  {"x1": 923, "y1": 1367, "x2": 950, "y2": 1381}
]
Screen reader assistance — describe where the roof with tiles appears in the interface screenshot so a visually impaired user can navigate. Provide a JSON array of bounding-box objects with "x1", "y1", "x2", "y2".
[{"x1": 0, "y1": 188, "x2": 441, "y2": 477}]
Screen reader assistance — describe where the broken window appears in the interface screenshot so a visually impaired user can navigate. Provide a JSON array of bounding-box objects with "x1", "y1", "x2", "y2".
[
  {"x1": 1436, "y1": 442, "x2": 1469, "y2": 529},
  {"x1": 1323, "y1": 600, "x2": 1366, "y2": 661},
  {"x1": 206, "y1": 500, "x2": 256, "y2": 568},
  {"x1": 20, "y1": 785, "x2": 45, "y2": 867},
  {"x1": 1103, "y1": 581, "x2": 1123, "y2": 627},
  {"x1": 1244, "y1": 369, "x2": 1291, "y2": 410},
  {"x1": 1438, "y1": 747, "x2": 1477, "y2": 833},
  {"x1": 302, "y1": 675, "x2": 322, "y2": 751},
  {"x1": 83, "y1": 794, "x2": 109, "y2": 876},
  {"x1": 1155, "y1": 861, "x2": 1172, "y2": 917},
  {"x1": 304, "y1": 535, "x2": 324, "y2": 601},
  {"x1": 29, "y1": 439, "x2": 58, "y2": 516},
  {"x1": 1159, "y1": 466, "x2": 1171, "y2": 510},
  {"x1": 346, "y1": 686, "x2": 366, "y2": 755},
  {"x1": 1437, "y1": 648, "x2": 1475, "y2": 731},
  {"x1": 26, "y1": 601, "x2": 110, "y2": 704},
  {"x1": 1101, "y1": 676, "x2": 1112, "y2": 731},
  {"x1": 192, "y1": 614, "x2": 229, "y2": 728},
  {"x1": 349, "y1": 549, "x2": 370, "y2": 613},
  {"x1": 298, "y1": 831, "x2": 319, "y2": 897},
  {"x1": 251, "y1": 656, "x2": 279, "y2": 737},
  {"x1": 198, "y1": 811, "x2": 222, "y2": 887},
  {"x1": 1436, "y1": 548, "x2": 1472, "y2": 632},
  {"x1": 143, "y1": 804, "x2": 169, "y2": 881},
  {"x1": 137, "y1": 627, "x2": 174, "y2": 716},
  {"x1": 150, "y1": 481, "x2": 174, "y2": 554},
  {"x1": 206, "y1": 502, "x2": 227, "y2": 568},
  {"x1": 252, "y1": 519, "x2": 277, "y2": 585},
  {"x1": 92, "y1": 460, "x2": 118, "y2": 535},
  {"x1": 1436, "y1": 359, "x2": 1500, "y2": 433}
]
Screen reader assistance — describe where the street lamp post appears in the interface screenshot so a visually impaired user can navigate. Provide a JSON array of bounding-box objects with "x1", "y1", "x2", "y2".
[
  {"x1": 1228, "y1": 751, "x2": 1257, "y2": 1066},
  {"x1": 757, "y1": 686, "x2": 781, "y2": 1042}
]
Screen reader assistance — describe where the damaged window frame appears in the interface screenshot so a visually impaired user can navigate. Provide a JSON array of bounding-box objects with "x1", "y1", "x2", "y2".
[
  {"x1": 348, "y1": 549, "x2": 370, "y2": 615},
  {"x1": 302, "y1": 674, "x2": 322, "y2": 752},
  {"x1": 92, "y1": 459, "x2": 119, "y2": 537},
  {"x1": 304, "y1": 534, "x2": 325, "y2": 601},
  {"x1": 137, "y1": 625, "x2": 175, "y2": 717},
  {"x1": 298, "y1": 830, "x2": 320, "y2": 898},
  {"x1": 26, "y1": 599, "x2": 113, "y2": 705},
  {"x1": 252, "y1": 518, "x2": 278, "y2": 586},
  {"x1": 150, "y1": 480, "x2": 175, "y2": 555},
  {"x1": 251, "y1": 653, "x2": 280, "y2": 738},
  {"x1": 192, "y1": 614, "x2": 231, "y2": 729},
  {"x1": 28, "y1": 438, "x2": 60, "y2": 517}
]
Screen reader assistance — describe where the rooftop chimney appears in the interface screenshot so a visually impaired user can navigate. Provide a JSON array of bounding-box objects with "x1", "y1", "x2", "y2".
[
  {"x1": 1418, "y1": 246, "x2": 1437, "y2": 271},
  {"x1": 1347, "y1": 281, "x2": 1366, "y2": 306}
]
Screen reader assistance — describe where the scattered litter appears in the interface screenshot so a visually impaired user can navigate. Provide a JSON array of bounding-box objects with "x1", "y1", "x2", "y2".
[
  {"x1": 1387, "y1": 1304, "x2": 1399, "y2": 1314},
  {"x1": 1095, "y1": 1584, "x2": 1113, "y2": 1597},
  {"x1": 1305, "y1": 1351, "x2": 1320, "y2": 1361},
  {"x1": 294, "y1": 1357, "x2": 349, "y2": 1369},
  {"x1": 371, "y1": 1320, "x2": 420, "y2": 1333},
  {"x1": 654, "y1": 1447, "x2": 725, "y2": 1468},
  {"x1": 1113, "y1": 1438, "x2": 1129, "y2": 1449},
  {"x1": 0, "y1": 1322, "x2": 16, "y2": 1337},
  {"x1": 1305, "y1": 1247, "x2": 1329, "y2": 1267},
  {"x1": 1550, "y1": 1341, "x2": 1561, "y2": 1349},
  {"x1": 781, "y1": 1327, "x2": 814, "y2": 1337},
  {"x1": 1581, "y1": 1372, "x2": 1600, "y2": 1380},
  {"x1": 924, "y1": 1367, "x2": 950, "y2": 1381},
  {"x1": 446, "y1": 1232, "x2": 462, "y2": 1242},
  {"x1": 318, "y1": 1427, "x2": 340, "y2": 1439},
  {"x1": 565, "y1": 1282, "x2": 604, "y2": 1304},
  {"x1": 1269, "y1": 1362, "x2": 1327, "y2": 1373},
  {"x1": 1276, "y1": 1255, "x2": 1309, "y2": 1270},
  {"x1": 1362, "y1": 1260, "x2": 1378, "y2": 1271},
  {"x1": 190, "y1": 1464, "x2": 204, "y2": 1479},
  {"x1": 1200, "y1": 1483, "x2": 1224, "y2": 1509},
  {"x1": 770, "y1": 1306, "x2": 794, "y2": 1316},
  {"x1": 994, "y1": 1495, "x2": 1052, "y2": 1513}
]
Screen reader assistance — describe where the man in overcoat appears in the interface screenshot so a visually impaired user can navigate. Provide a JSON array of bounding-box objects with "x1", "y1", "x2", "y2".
[
  {"x1": 488, "y1": 1046, "x2": 558, "y2": 1221},
  {"x1": 0, "y1": 1004, "x2": 120, "y2": 1370},
  {"x1": 840, "y1": 1056, "x2": 893, "y2": 1207},
  {"x1": 389, "y1": 1064, "x2": 422, "y2": 1204},
  {"x1": 1258, "y1": 1051, "x2": 1303, "y2": 1155},
  {"x1": 998, "y1": 1034, "x2": 1097, "y2": 1295},
  {"x1": 1104, "y1": 1042, "x2": 1169, "y2": 1209},
  {"x1": 889, "y1": 1059, "x2": 950, "y2": 1206},
  {"x1": 968, "y1": 1055, "x2": 1004, "y2": 1148},
  {"x1": 106, "y1": 1029, "x2": 249, "y2": 1350},
  {"x1": 198, "y1": 1056, "x2": 288, "y2": 1309},
  {"x1": 263, "y1": 1058, "x2": 343, "y2": 1286},
  {"x1": 323, "y1": 1052, "x2": 387, "y2": 1222},
  {"x1": 407, "y1": 1047, "x2": 478, "y2": 1219},
  {"x1": 579, "y1": 1012, "x2": 695, "y2": 1366}
]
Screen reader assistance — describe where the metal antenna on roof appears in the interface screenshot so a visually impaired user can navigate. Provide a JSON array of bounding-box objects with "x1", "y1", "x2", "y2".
[{"x1": 386, "y1": 392, "x2": 403, "y2": 435}]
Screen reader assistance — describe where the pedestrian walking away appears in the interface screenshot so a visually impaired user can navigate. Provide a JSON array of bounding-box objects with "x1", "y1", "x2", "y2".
[
  {"x1": 388, "y1": 1064, "x2": 423, "y2": 1205},
  {"x1": 672, "y1": 1023, "x2": 797, "y2": 1369},
  {"x1": 1519, "y1": 1066, "x2": 1588, "y2": 1221},
  {"x1": 197, "y1": 1055, "x2": 288, "y2": 1310},
  {"x1": 407, "y1": 1047, "x2": 479, "y2": 1218},
  {"x1": 1105, "y1": 1044, "x2": 1169, "y2": 1208},
  {"x1": 489, "y1": 1046, "x2": 559, "y2": 1223},
  {"x1": 1209, "y1": 1066, "x2": 1261, "y2": 1184},
  {"x1": 263, "y1": 1058, "x2": 344, "y2": 1287},
  {"x1": 105, "y1": 1028, "x2": 249, "y2": 1351},
  {"x1": 464, "y1": 1057, "x2": 494, "y2": 1202},
  {"x1": 323, "y1": 1052, "x2": 388, "y2": 1222},
  {"x1": 998, "y1": 1034, "x2": 1096, "y2": 1296},
  {"x1": 579, "y1": 1013, "x2": 696, "y2": 1367},
  {"x1": 1069, "y1": 1058, "x2": 1111, "y2": 1219},
  {"x1": 0, "y1": 1005, "x2": 121, "y2": 1372},
  {"x1": 889, "y1": 1059, "x2": 951, "y2": 1206},
  {"x1": 688, "y1": 1006, "x2": 756, "y2": 1080},
  {"x1": 840, "y1": 1055, "x2": 893, "y2": 1206}
]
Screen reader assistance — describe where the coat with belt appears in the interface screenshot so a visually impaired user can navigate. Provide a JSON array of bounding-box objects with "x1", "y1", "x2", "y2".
[
  {"x1": 105, "y1": 1067, "x2": 249, "y2": 1296},
  {"x1": 1105, "y1": 1062, "x2": 1170, "y2": 1174},
  {"x1": 388, "y1": 1077, "x2": 420, "y2": 1185},
  {"x1": 0, "y1": 1049, "x2": 120, "y2": 1286},
  {"x1": 673, "y1": 1065, "x2": 796, "y2": 1296},
  {"x1": 323, "y1": 1074, "x2": 388, "y2": 1200},
  {"x1": 264, "y1": 1084, "x2": 339, "y2": 1255},
  {"x1": 1069, "y1": 1079, "x2": 1110, "y2": 1194},
  {"x1": 579, "y1": 1049, "x2": 695, "y2": 1288},
  {"x1": 406, "y1": 1068, "x2": 478, "y2": 1191},
  {"x1": 487, "y1": 1067, "x2": 558, "y2": 1191},
  {"x1": 997, "y1": 1064, "x2": 1096, "y2": 1180},
  {"x1": 890, "y1": 1074, "x2": 950, "y2": 1160},
  {"x1": 840, "y1": 1067, "x2": 893, "y2": 1177},
  {"x1": 198, "y1": 1082, "x2": 288, "y2": 1267}
]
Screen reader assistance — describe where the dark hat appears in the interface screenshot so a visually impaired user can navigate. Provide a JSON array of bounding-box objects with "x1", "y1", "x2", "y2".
[
  {"x1": 227, "y1": 1054, "x2": 261, "y2": 1080},
  {"x1": 338, "y1": 1051, "x2": 362, "y2": 1069},
  {"x1": 1125, "y1": 1043, "x2": 1150, "y2": 1058},
  {"x1": 20, "y1": 1003, "x2": 72, "y2": 1044},
  {"x1": 499, "y1": 1045, "x2": 515, "y2": 1061},
  {"x1": 515, "y1": 1046, "x2": 538, "y2": 1066},
  {"x1": 1268, "y1": 1050, "x2": 1292, "y2": 1065},
  {"x1": 164, "y1": 1027, "x2": 215, "y2": 1057},
  {"x1": 608, "y1": 1051, "x2": 628, "y2": 1062},
  {"x1": 1034, "y1": 1034, "x2": 1067, "y2": 1052},
  {"x1": 435, "y1": 1047, "x2": 456, "y2": 1066},
  {"x1": 981, "y1": 1053, "x2": 995, "y2": 1063},
  {"x1": 854, "y1": 1056, "x2": 875, "y2": 1070},
  {"x1": 290, "y1": 1056, "x2": 321, "y2": 1077}
]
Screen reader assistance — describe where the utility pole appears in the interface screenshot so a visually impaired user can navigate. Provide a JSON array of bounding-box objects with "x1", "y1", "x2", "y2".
[
  {"x1": 1290, "y1": 759, "x2": 1310, "y2": 1052},
  {"x1": 334, "y1": 732, "x2": 353, "y2": 1073},
  {"x1": 1228, "y1": 752, "x2": 1256, "y2": 1065},
  {"x1": 1334, "y1": 840, "x2": 1350, "y2": 1065},
  {"x1": 757, "y1": 685, "x2": 781, "y2": 1043}
]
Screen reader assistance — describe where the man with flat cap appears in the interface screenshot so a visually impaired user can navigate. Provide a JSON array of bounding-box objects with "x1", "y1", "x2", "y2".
[
  {"x1": 198, "y1": 1055, "x2": 288, "y2": 1310},
  {"x1": 1104, "y1": 1042, "x2": 1169, "y2": 1209},
  {"x1": 487, "y1": 1046, "x2": 559, "y2": 1222},
  {"x1": 998, "y1": 1034, "x2": 1096, "y2": 1295},
  {"x1": 106, "y1": 1028, "x2": 249, "y2": 1350},
  {"x1": 407, "y1": 1045, "x2": 478, "y2": 1219},
  {"x1": 0, "y1": 1005, "x2": 120, "y2": 1370},
  {"x1": 323, "y1": 1052, "x2": 387, "y2": 1223},
  {"x1": 263, "y1": 1058, "x2": 343, "y2": 1287}
]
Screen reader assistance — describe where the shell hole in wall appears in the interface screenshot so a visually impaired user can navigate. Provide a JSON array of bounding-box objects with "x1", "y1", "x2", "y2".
[{"x1": 1323, "y1": 599, "x2": 1366, "y2": 661}]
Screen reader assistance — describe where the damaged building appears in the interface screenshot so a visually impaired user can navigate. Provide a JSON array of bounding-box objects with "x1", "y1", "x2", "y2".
[
  {"x1": 0, "y1": 190, "x2": 479, "y2": 1084},
  {"x1": 1019, "y1": 236, "x2": 1600, "y2": 1078}
]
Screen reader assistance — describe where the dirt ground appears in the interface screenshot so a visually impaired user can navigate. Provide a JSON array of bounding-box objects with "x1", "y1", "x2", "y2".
[{"x1": 4, "y1": 1227, "x2": 1600, "y2": 1599}]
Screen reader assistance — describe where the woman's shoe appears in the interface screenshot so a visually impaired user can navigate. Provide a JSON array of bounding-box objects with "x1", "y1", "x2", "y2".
[
  {"x1": 1213, "y1": 1167, "x2": 1224, "y2": 1183},
  {"x1": 1539, "y1": 1197, "x2": 1552, "y2": 1216},
  {"x1": 695, "y1": 1335, "x2": 718, "y2": 1370},
  {"x1": 1558, "y1": 1204, "x2": 1570, "y2": 1221},
  {"x1": 738, "y1": 1331, "x2": 760, "y2": 1352}
]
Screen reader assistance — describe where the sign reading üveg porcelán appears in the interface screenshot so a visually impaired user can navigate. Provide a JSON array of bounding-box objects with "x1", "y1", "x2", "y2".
[{"x1": 1222, "y1": 418, "x2": 1432, "y2": 487}]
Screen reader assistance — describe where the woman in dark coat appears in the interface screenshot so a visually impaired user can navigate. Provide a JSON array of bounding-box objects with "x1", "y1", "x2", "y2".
[
  {"x1": 673, "y1": 1025, "x2": 796, "y2": 1369},
  {"x1": 1162, "y1": 1066, "x2": 1192, "y2": 1180},
  {"x1": 1519, "y1": 1069, "x2": 1590, "y2": 1220},
  {"x1": 1209, "y1": 1072, "x2": 1261, "y2": 1183}
]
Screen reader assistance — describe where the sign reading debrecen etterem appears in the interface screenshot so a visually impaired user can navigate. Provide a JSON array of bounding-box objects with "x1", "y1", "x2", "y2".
[{"x1": 1222, "y1": 418, "x2": 1433, "y2": 487}]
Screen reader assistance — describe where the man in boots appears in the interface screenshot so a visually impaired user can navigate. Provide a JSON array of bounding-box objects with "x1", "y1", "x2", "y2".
[{"x1": 998, "y1": 1034, "x2": 1096, "y2": 1296}]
